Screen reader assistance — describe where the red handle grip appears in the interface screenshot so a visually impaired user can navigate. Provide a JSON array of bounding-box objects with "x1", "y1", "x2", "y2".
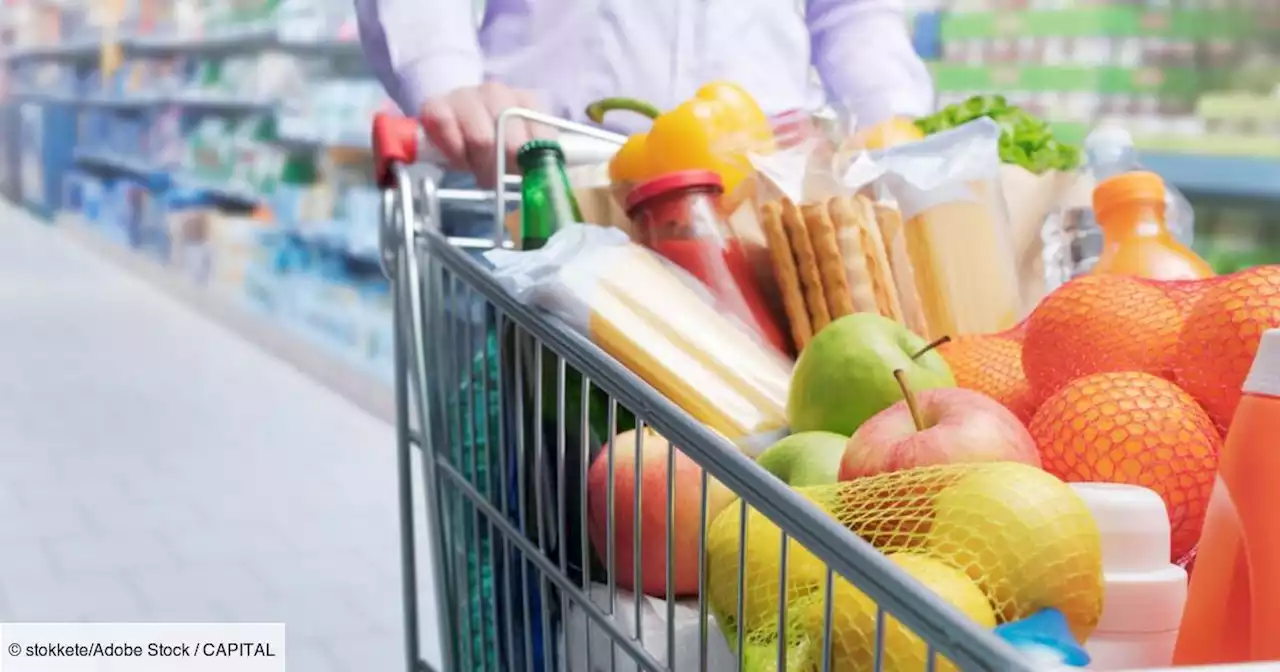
[{"x1": 372, "y1": 113, "x2": 421, "y2": 189}]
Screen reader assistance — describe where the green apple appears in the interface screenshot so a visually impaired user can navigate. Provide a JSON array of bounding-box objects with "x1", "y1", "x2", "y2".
[
  {"x1": 755, "y1": 432, "x2": 850, "y2": 487},
  {"x1": 787, "y1": 314, "x2": 955, "y2": 436}
]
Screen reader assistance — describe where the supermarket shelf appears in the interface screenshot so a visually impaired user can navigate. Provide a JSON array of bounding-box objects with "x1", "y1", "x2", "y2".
[
  {"x1": 58, "y1": 216, "x2": 395, "y2": 423},
  {"x1": 73, "y1": 150, "x2": 154, "y2": 177},
  {"x1": 124, "y1": 28, "x2": 363, "y2": 57},
  {"x1": 164, "y1": 91, "x2": 275, "y2": 112},
  {"x1": 125, "y1": 24, "x2": 279, "y2": 54},
  {"x1": 71, "y1": 152, "x2": 264, "y2": 205},
  {"x1": 3, "y1": 40, "x2": 102, "y2": 62},
  {"x1": 78, "y1": 93, "x2": 160, "y2": 110},
  {"x1": 9, "y1": 91, "x2": 79, "y2": 104},
  {"x1": 170, "y1": 173, "x2": 262, "y2": 204},
  {"x1": 1141, "y1": 152, "x2": 1280, "y2": 203}
]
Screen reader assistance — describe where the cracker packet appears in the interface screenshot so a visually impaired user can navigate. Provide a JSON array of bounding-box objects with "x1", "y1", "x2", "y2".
[{"x1": 744, "y1": 120, "x2": 927, "y2": 353}]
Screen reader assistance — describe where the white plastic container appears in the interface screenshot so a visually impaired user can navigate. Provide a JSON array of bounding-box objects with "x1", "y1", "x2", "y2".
[{"x1": 1069, "y1": 483, "x2": 1187, "y2": 670}]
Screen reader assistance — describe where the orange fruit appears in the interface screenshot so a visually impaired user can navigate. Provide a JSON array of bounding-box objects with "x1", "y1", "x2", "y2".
[
  {"x1": 1162, "y1": 278, "x2": 1210, "y2": 316},
  {"x1": 1175, "y1": 265, "x2": 1280, "y2": 433},
  {"x1": 1023, "y1": 275, "x2": 1183, "y2": 401},
  {"x1": 850, "y1": 117, "x2": 925, "y2": 151},
  {"x1": 1030, "y1": 371, "x2": 1221, "y2": 560},
  {"x1": 938, "y1": 335, "x2": 1038, "y2": 424}
]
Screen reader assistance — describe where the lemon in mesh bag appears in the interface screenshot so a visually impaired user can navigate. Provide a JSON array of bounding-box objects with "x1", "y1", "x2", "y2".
[{"x1": 705, "y1": 462, "x2": 1103, "y2": 670}]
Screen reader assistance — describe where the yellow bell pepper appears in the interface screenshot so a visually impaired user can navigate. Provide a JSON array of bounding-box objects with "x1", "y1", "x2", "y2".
[{"x1": 586, "y1": 83, "x2": 776, "y2": 197}]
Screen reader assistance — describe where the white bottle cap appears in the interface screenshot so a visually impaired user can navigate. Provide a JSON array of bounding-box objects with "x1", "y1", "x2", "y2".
[
  {"x1": 1243, "y1": 328, "x2": 1280, "y2": 397},
  {"x1": 1069, "y1": 483, "x2": 1186, "y2": 634},
  {"x1": 1085, "y1": 125, "x2": 1135, "y2": 153},
  {"x1": 1071, "y1": 483, "x2": 1171, "y2": 571}
]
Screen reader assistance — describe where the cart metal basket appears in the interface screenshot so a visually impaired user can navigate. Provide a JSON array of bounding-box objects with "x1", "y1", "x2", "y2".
[{"x1": 374, "y1": 109, "x2": 1035, "y2": 672}]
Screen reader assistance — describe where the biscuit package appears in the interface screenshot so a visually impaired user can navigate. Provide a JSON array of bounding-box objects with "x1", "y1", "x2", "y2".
[{"x1": 747, "y1": 135, "x2": 931, "y2": 354}]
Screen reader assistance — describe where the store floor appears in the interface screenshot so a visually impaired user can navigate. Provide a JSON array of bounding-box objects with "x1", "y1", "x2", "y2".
[{"x1": 0, "y1": 201, "x2": 436, "y2": 671}]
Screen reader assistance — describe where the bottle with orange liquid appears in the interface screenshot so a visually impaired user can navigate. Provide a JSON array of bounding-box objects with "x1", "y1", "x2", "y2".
[
  {"x1": 1174, "y1": 328, "x2": 1280, "y2": 664},
  {"x1": 1089, "y1": 171, "x2": 1214, "y2": 281}
]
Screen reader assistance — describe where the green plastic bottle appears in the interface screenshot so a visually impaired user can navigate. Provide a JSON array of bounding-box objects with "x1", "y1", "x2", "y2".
[{"x1": 517, "y1": 139, "x2": 584, "y2": 250}]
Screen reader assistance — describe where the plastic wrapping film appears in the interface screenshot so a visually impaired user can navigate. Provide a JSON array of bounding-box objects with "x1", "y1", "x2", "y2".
[
  {"x1": 874, "y1": 118, "x2": 1022, "y2": 341},
  {"x1": 487, "y1": 224, "x2": 792, "y2": 455},
  {"x1": 561, "y1": 585, "x2": 736, "y2": 672},
  {"x1": 744, "y1": 133, "x2": 934, "y2": 354}
]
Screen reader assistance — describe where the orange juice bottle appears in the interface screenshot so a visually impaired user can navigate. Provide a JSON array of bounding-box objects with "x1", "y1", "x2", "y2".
[
  {"x1": 1090, "y1": 171, "x2": 1214, "y2": 281},
  {"x1": 1174, "y1": 328, "x2": 1280, "y2": 664}
]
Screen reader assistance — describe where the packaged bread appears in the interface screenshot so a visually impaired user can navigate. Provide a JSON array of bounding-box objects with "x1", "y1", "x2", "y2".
[
  {"x1": 874, "y1": 118, "x2": 1021, "y2": 340},
  {"x1": 487, "y1": 225, "x2": 791, "y2": 453}
]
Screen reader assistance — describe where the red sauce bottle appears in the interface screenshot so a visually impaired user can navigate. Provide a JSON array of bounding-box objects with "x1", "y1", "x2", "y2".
[{"x1": 624, "y1": 170, "x2": 789, "y2": 355}]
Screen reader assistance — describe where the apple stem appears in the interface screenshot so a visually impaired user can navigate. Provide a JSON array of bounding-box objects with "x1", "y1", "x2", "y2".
[
  {"x1": 894, "y1": 369, "x2": 925, "y2": 432},
  {"x1": 911, "y1": 335, "x2": 952, "y2": 360}
]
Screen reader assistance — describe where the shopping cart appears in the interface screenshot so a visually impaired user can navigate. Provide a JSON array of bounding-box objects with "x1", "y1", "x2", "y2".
[{"x1": 373, "y1": 108, "x2": 1035, "y2": 672}]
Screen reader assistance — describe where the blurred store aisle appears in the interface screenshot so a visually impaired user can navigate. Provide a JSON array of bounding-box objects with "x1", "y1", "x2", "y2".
[{"x1": 0, "y1": 202, "x2": 427, "y2": 671}]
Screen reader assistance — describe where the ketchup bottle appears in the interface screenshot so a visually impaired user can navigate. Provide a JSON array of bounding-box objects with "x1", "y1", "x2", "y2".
[{"x1": 624, "y1": 170, "x2": 789, "y2": 354}]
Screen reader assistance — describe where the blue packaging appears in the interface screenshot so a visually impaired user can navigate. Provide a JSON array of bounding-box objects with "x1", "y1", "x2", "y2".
[{"x1": 995, "y1": 609, "x2": 1090, "y2": 668}]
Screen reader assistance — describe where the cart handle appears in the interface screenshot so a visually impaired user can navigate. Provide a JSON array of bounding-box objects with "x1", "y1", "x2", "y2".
[{"x1": 371, "y1": 109, "x2": 626, "y2": 189}]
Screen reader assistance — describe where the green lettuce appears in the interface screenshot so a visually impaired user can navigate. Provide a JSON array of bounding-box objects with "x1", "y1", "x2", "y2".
[{"x1": 915, "y1": 95, "x2": 1081, "y2": 174}]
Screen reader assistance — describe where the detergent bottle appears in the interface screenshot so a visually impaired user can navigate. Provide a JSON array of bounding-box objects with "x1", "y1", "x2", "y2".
[
  {"x1": 1174, "y1": 328, "x2": 1280, "y2": 664},
  {"x1": 1089, "y1": 171, "x2": 1214, "y2": 281}
]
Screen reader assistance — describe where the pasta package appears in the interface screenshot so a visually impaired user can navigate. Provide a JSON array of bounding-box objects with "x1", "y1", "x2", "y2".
[
  {"x1": 488, "y1": 225, "x2": 791, "y2": 452},
  {"x1": 873, "y1": 118, "x2": 1021, "y2": 340}
]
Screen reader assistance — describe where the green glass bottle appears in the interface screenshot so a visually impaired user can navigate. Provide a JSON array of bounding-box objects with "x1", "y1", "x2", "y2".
[{"x1": 517, "y1": 139, "x2": 584, "y2": 250}]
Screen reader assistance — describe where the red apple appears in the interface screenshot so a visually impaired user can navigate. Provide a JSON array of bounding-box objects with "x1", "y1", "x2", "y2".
[
  {"x1": 586, "y1": 428, "x2": 738, "y2": 598},
  {"x1": 840, "y1": 375, "x2": 1041, "y2": 481}
]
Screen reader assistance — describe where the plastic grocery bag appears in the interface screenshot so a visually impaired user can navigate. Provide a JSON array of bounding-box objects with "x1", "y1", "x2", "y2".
[
  {"x1": 487, "y1": 224, "x2": 791, "y2": 455},
  {"x1": 561, "y1": 584, "x2": 735, "y2": 672},
  {"x1": 873, "y1": 117, "x2": 1021, "y2": 340}
]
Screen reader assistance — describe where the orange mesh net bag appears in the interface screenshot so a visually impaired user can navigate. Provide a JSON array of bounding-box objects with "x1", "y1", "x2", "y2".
[
  {"x1": 1004, "y1": 265, "x2": 1280, "y2": 564},
  {"x1": 703, "y1": 462, "x2": 1103, "y2": 671}
]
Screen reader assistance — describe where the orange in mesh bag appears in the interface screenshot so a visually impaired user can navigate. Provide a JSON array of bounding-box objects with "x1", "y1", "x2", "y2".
[
  {"x1": 1024, "y1": 267, "x2": 1280, "y2": 429},
  {"x1": 1022, "y1": 274, "x2": 1184, "y2": 402},
  {"x1": 1173, "y1": 265, "x2": 1280, "y2": 432},
  {"x1": 703, "y1": 463, "x2": 1102, "y2": 671},
  {"x1": 937, "y1": 334, "x2": 1037, "y2": 424},
  {"x1": 1030, "y1": 371, "x2": 1220, "y2": 561}
]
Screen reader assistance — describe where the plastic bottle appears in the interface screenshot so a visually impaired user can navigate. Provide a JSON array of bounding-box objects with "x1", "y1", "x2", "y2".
[
  {"x1": 1069, "y1": 483, "x2": 1187, "y2": 669},
  {"x1": 1085, "y1": 126, "x2": 1194, "y2": 247},
  {"x1": 518, "y1": 139, "x2": 583, "y2": 250},
  {"x1": 1045, "y1": 127, "x2": 1196, "y2": 283},
  {"x1": 1174, "y1": 328, "x2": 1280, "y2": 665},
  {"x1": 1089, "y1": 171, "x2": 1214, "y2": 280}
]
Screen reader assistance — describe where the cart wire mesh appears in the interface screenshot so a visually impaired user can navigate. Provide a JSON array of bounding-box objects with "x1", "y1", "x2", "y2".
[{"x1": 376, "y1": 109, "x2": 1035, "y2": 672}]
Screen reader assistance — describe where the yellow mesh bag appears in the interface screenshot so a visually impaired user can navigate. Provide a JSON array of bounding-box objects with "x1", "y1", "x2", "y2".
[{"x1": 704, "y1": 462, "x2": 1103, "y2": 671}]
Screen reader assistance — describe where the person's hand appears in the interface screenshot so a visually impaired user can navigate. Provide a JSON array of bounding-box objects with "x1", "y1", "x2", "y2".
[{"x1": 419, "y1": 83, "x2": 549, "y2": 188}]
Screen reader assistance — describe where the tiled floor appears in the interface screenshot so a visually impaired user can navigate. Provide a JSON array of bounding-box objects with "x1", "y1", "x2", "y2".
[{"x1": 0, "y1": 203, "x2": 436, "y2": 671}]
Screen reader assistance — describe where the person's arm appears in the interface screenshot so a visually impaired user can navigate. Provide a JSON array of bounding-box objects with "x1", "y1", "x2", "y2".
[
  {"x1": 354, "y1": 0, "x2": 484, "y2": 115},
  {"x1": 806, "y1": 0, "x2": 933, "y2": 126}
]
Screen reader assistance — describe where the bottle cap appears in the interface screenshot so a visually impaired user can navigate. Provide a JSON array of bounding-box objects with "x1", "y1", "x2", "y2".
[
  {"x1": 1092, "y1": 171, "x2": 1167, "y2": 221},
  {"x1": 1070, "y1": 483, "x2": 1172, "y2": 571},
  {"x1": 516, "y1": 139, "x2": 566, "y2": 171},
  {"x1": 1085, "y1": 125, "x2": 1135, "y2": 153},
  {"x1": 623, "y1": 170, "x2": 723, "y2": 215},
  {"x1": 1243, "y1": 328, "x2": 1280, "y2": 397}
]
